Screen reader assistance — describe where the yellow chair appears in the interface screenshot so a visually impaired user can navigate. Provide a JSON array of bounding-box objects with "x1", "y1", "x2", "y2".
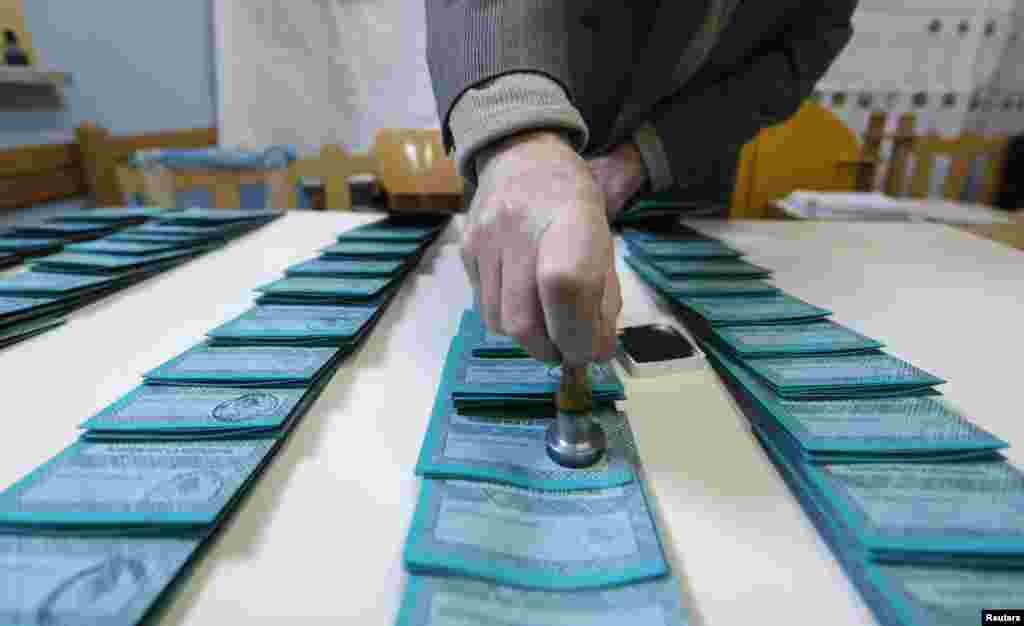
[
  {"x1": 290, "y1": 145, "x2": 378, "y2": 211},
  {"x1": 374, "y1": 128, "x2": 464, "y2": 211},
  {"x1": 730, "y1": 101, "x2": 865, "y2": 218}
]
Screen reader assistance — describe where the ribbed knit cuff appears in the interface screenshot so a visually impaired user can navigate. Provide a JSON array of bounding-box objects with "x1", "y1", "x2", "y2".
[
  {"x1": 633, "y1": 123, "x2": 674, "y2": 192},
  {"x1": 449, "y1": 73, "x2": 589, "y2": 184}
]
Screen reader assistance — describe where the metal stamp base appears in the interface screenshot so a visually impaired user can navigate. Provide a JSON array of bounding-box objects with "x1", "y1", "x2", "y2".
[{"x1": 545, "y1": 411, "x2": 607, "y2": 469}]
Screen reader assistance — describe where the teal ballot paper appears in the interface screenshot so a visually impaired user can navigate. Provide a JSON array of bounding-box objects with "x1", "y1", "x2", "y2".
[
  {"x1": 65, "y1": 239, "x2": 199, "y2": 255},
  {"x1": 285, "y1": 257, "x2": 406, "y2": 278},
  {"x1": 0, "y1": 532, "x2": 201, "y2": 625},
  {"x1": 404, "y1": 479, "x2": 668, "y2": 590},
  {"x1": 460, "y1": 307, "x2": 528, "y2": 357},
  {"x1": 711, "y1": 320, "x2": 884, "y2": 358},
  {"x1": 9, "y1": 221, "x2": 117, "y2": 240},
  {"x1": 752, "y1": 421, "x2": 1024, "y2": 626},
  {"x1": 0, "y1": 296, "x2": 63, "y2": 326},
  {"x1": 255, "y1": 276, "x2": 393, "y2": 302},
  {"x1": 121, "y1": 223, "x2": 232, "y2": 239},
  {"x1": 0, "y1": 314, "x2": 66, "y2": 349},
  {"x1": 416, "y1": 333, "x2": 638, "y2": 490},
  {"x1": 206, "y1": 304, "x2": 381, "y2": 345},
  {"x1": 647, "y1": 257, "x2": 772, "y2": 279},
  {"x1": 620, "y1": 225, "x2": 710, "y2": 242},
  {"x1": 625, "y1": 255, "x2": 779, "y2": 297},
  {"x1": 0, "y1": 271, "x2": 120, "y2": 298},
  {"x1": 80, "y1": 384, "x2": 314, "y2": 440},
  {"x1": 337, "y1": 221, "x2": 442, "y2": 242},
  {"x1": 320, "y1": 240, "x2": 423, "y2": 259},
  {"x1": 0, "y1": 237, "x2": 63, "y2": 256},
  {"x1": 452, "y1": 310, "x2": 625, "y2": 407},
  {"x1": 144, "y1": 342, "x2": 342, "y2": 387},
  {"x1": 741, "y1": 352, "x2": 945, "y2": 399},
  {"x1": 626, "y1": 238, "x2": 741, "y2": 260},
  {"x1": 161, "y1": 208, "x2": 283, "y2": 225},
  {"x1": 705, "y1": 343, "x2": 1006, "y2": 462},
  {"x1": 863, "y1": 562, "x2": 1024, "y2": 626},
  {"x1": 802, "y1": 459, "x2": 1024, "y2": 565},
  {"x1": 0, "y1": 439, "x2": 276, "y2": 529},
  {"x1": 396, "y1": 574, "x2": 689, "y2": 626},
  {"x1": 31, "y1": 249, "x2": 203, "y2": 274},
  {"x1": 50, "y1": 207, "x2": 172, "y2": 222},
  {"x1": 672, "y1": 293, "x2": 832, "y2": 326}
]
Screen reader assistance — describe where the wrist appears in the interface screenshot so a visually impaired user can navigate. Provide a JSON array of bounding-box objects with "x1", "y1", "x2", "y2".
[{"x1": 477, "y1": 129, "x2": 576, "y2": 176}]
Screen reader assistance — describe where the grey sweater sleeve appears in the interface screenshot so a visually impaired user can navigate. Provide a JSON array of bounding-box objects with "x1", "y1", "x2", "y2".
[{"x1": 448, "y1": 73, "x2": 588, "y2": 183}]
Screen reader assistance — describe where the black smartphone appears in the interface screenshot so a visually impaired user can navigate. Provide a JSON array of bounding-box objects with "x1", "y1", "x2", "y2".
[{"x1": 618, "y1": 324, "x2": 696, "y2": 363}]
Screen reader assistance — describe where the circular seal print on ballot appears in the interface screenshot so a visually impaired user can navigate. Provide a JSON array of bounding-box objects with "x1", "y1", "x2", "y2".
[
  {"x1": 37, "y1": 556, "x2": 148, "y2": 626},
  {"x1": 212, "y1": 392, "x2": 282, "y2": 423},
  {"x1": 144, "y1": 470, "x2": 225, "y2": 504}
]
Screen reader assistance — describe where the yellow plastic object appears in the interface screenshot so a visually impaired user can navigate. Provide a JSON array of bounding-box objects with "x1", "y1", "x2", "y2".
[{"x1": 731, "y1": 101, "x2": 861, "y2": 218}]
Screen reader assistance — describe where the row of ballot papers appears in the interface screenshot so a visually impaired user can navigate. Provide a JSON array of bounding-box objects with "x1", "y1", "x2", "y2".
[
  {"x1": 622, "y1": 219, "x2": 1024, "y2": 625},
  {"x1": 0, "y1": 208, "x2": 282, "y2": 352},
  {"x1": 398, "y1": 309, "x2": 690, "y2": 626},
  {"x1": 0, "y1": 213, "x2": 449, "y2": 625}
]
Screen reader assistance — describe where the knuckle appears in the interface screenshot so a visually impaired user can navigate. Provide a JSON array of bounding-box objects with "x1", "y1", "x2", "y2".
[
  {"x1": 503, "y1": 313, "x2": 543, "y2": 344},
  {"x1": 537, "y1": 265, "x2": 597, "y2": 301}
]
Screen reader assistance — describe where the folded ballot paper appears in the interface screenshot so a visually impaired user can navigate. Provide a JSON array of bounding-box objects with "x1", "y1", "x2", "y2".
[
  {"x1": 336, "y1": 219, "x2": 446, "y2": 243},
  {"x1": 144, "y1": 342, "x2": 344, "y2": 387},
  {"x1": 7, "y1": 221, "x2": 120, "y2": 242},
  {"x1": 0, "y1": 314, "x2": 66, "y2": 350},
  {"x1": 626, "y1": 255, "x2": 780, "y2": 297},
  {"x1": 0, "y1": 532, "x2": 203, "y2": 625},
  {"x1": 644, "y1": 257, "x2": 772, "y2": 279},
  {"x1": 755, "y1": 424, "x2": 1024, "y2": 626},
  {"x1": 706, "y1": 343, "x2": 1006, "y2": 463},
  {"x1": 80, "y1": 383, "x2": 322, "y2": 441},
  {"x1": 254, "y1": 276, "x2": 395, "y2": 305},
  {"x1": 404, "y1": 479, "x2": 668, "y2": 590},
  {"x1": 0, "y1": 237, "x2": 64, "y2": 257},
  {"x1": 30, "y1": 248, "x2": 208, "y2": 275},
  {"x1": 396, "y1": 574, "x2": 689, "y2": 626},
  {"x1": 206, "y1": 303, "x2": 384, "y2": 346},
  {"x1": 460, "y1": 307, "x2": 528, "y2": 357},
  {"x1": 159, "y1": 208, "x2": 283, "y2": 226},
  {"x1": 0, "y1": 295, "x2": 64, "y2": 327},
  {"x1": 0, "y1": 271, "x2": 135, "y2": 302},
  {"x1": 739, "y1": 352, "x2": 945, "y2": 400},
  {"x1": 416, "y1": 332, "x2": 638, "y2": 491},
  {"x1": 671, "y1": 293, "x2": 832, "y2": 327},
  {"x1": 320, "y1": 240, "x2": 426, "y2": 260},
  {"x1": 710, "y1": 320, "x2": 884, "y2": 358},
  {"x1": 64, "y1": 238, "x2": 207, "y2": 256},
  {"x1": 625, "y1": 237, "x2": 742, "y2": 260},
  {"x1": 0, "y1": 439, "x2": 277, "y2": 530},
  {"x1": 451, "y1": 311, "x2": 625, "y2": 409},
  {"x1": 285, "y1": 257, "x2": 407, "y2": 278}
]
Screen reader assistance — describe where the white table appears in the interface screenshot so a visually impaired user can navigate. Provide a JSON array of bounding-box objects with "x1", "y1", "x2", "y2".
[{"x1": 1, "y1": 214, "x2": 1021, "y2": 625}]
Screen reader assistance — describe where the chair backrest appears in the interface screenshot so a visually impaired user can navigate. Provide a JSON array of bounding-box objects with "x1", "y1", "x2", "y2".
[
  {"x1": 291, "y1": 144, "x2": 378, "y2": 210},
  {"x1": 134, "y1": 147, "x2": 297, "y2": 210},
  {"x1": 731, "y1": 100, "x2": 862, "y2": 218},
  {"x1": 862, "y1": 113, "x2": 1010, "y2": 203},
  {"x1": 373, "y1": 128, "x2": 463, "y2": 211},
  {"x1": 75, "y1": 121, "x2": 217, "y2": 206}
]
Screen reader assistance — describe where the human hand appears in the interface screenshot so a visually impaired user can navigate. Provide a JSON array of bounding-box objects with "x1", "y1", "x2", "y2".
[
  {"x1": 463, "y1": 130, "x2": 622, "y2": 365},
  {"x1": 587, "y1": 141, "x2": 649, "y2": 222}
]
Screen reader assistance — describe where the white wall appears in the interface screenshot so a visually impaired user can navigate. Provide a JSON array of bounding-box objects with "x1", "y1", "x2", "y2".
[{"x1": 215, "y1": 0, "x2": 439, "y2": 153}]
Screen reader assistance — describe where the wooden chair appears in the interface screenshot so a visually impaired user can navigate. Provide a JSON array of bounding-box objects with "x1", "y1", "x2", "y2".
[
  {"x1": 290, "y1": 145, "x2": 378, "y2": 210},
  {"x1": 373, "y1": 128, "x2": 463, "y2": 211},
  {"x1": 75, "y1": 121, "x2": 217, "y2": 206},
  {"x1": 137, "y1": 154, "x2": 294, "y2": 210},
  {"x1": 860, "y1": 112, "x2": 1010, "y2": 204}
]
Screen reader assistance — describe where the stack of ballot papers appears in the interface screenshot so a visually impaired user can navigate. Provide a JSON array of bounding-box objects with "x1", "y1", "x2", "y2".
[
  {"x1": 255, "y1": 276, "x2": 396, "y2": 305},
  {"x1": 615, "y1": 192, "x2": 727, "y2": 225},
  {"x1": 0, "y1": 213, "x2": 442, "y2": 623},
  {"x1": 451, "y1": 314, "x2": 626, "y2": 409},
  {"x1": 399, "y1": 309, "x2": 688, "y2": 625},
  {"x1": 623, "y1": 222, "x2": 1024, "y2": 625},
  {"x1": 0, "y1": 237, "x2": 64, "y2": 260}
]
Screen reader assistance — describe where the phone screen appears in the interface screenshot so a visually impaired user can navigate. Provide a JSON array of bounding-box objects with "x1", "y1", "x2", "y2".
[{"x1": 619, "y1": 324, "x2": 696, "y2": 363}]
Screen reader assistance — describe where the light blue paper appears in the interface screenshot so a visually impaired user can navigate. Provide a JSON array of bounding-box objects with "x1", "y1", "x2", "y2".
[
  {"x1": 625, "y1": 254, "x2": 779, "y2": 297},
  {"x1": 628, "y1": 238, "x2": 741, "y2": 259},
  {"x1": 320, "y1": 240, "x2": 423, "y2": 259},
  {"x1": 397, "y1": 574, "x2": 689, "y2": 626},
  {"x1": 144, "y1": 342, "x2": 341, "y2": 387},
  {"x1": 647, "y1": 258, "x2": 771, "y2": 279},
  {"x1": 0, "y1": 439, "x2": 277, "y2": 528},
  {"x1": 285, "y1": 258, "x2": 406, "y2": 278},
  {"x1": 711, "y1": 320, "x2": 884, "y2": 357},
  {"x1": 743, "y1": 353, "x2": 945, "y2": 399},
  {"x1": 255, "y1": 276, "x2": 393, "y2": 300},
  {"x1": 207, "y1": 304, "x2": 379, "y2": 343},
  {"x1": 0, "y1": 238, "x2": 63, "y2": 254},
  {"x1": 405, "y1": 479, "x2": 668, "y2": 590},
  {"x1": 0, "y1": 532, "x2": 201, "y2": 625},
  {"x1": 65, "y1": 239, "x2": 196, "y2": 256},
  {"x1": 0, "y1": 272, "x2": 117, "y2": 297},
  {"x1": 673, "y1": 293, "x2": 832, "y2": 326}
]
